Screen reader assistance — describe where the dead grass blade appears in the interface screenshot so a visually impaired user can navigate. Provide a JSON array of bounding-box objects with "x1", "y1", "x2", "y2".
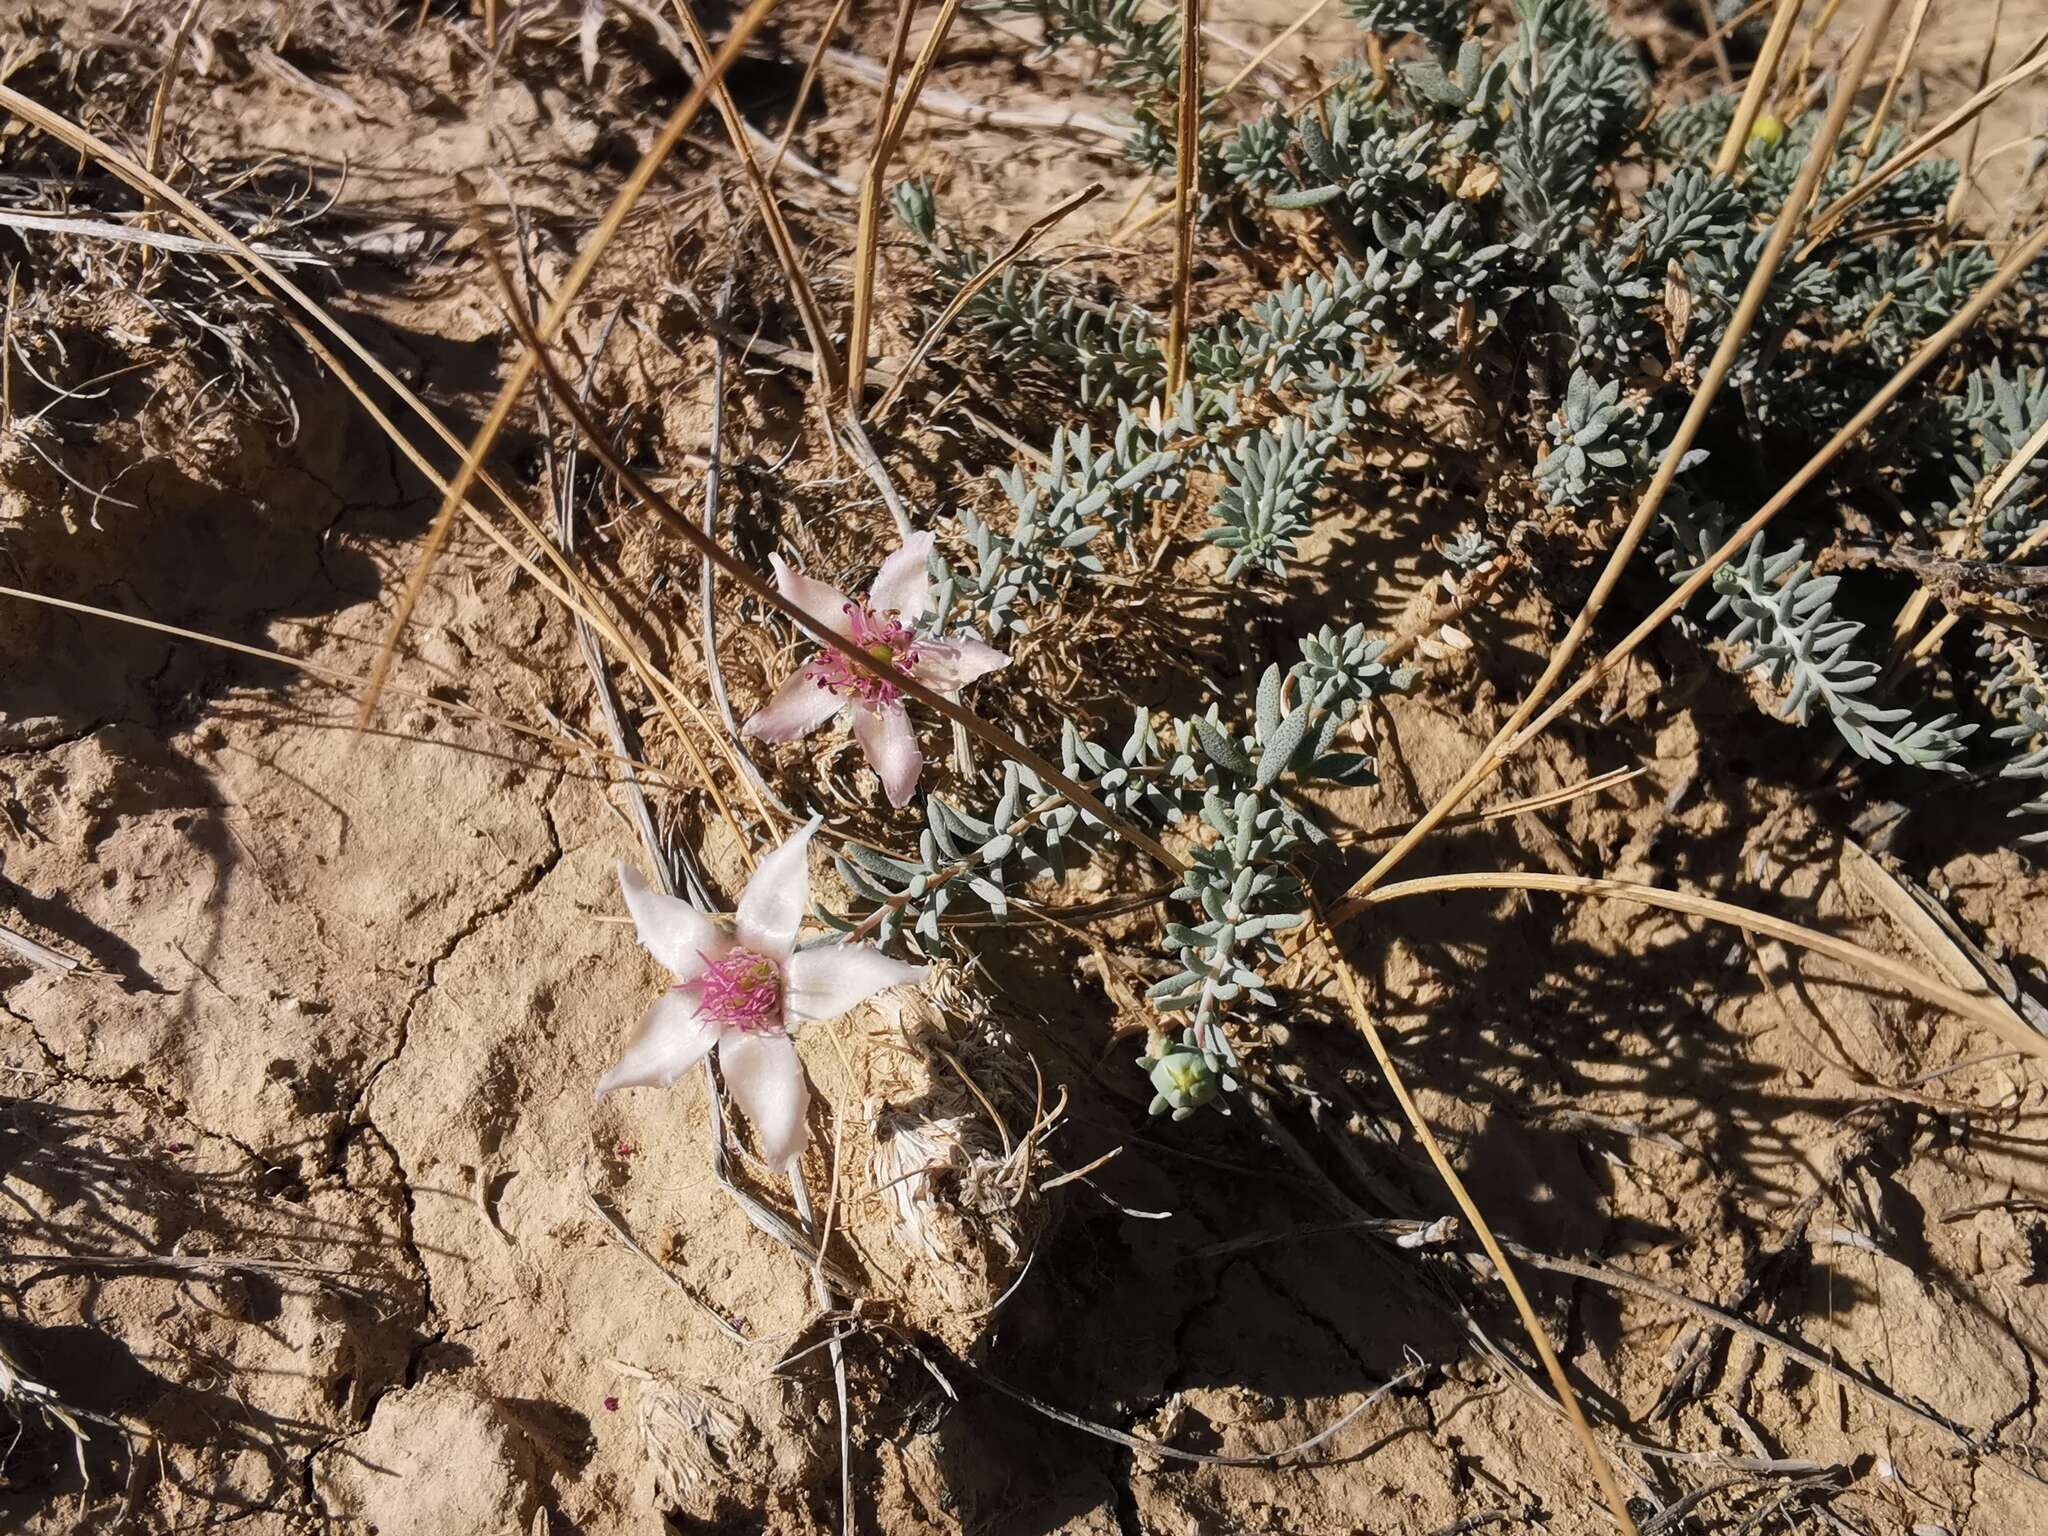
[
  {"x1": 356, "y1": 0, "x2": 786, "y2": 730},
  {"x1": 0, "y1": 582, "x2": 671, "y2": 778},
  {"x1": 1338, "y1": 871, "x2": 2048, "y2": 1060},
  {"x1": 1164, "y1": 0, "x2": 1204, "y2": 398},
  {"x1": 1338, "y1": 9, "x2": 1895, "y2": 909},
  {"x1": 1490, "y1": 1239, "x2": 1977, "y2": 1449},
  {"x1": 1218, "y1": 0, "x2": 1329, "y2": 100},
  {"x1": 1863, "y1": 0, "x2": 1936, "y2": 155},
  {"x1": 501, "y1": 289, "x2": 1188, "y2": 872},
  {"x1": 1712, "y1": 0, "x2": 1801, "y2": 176},
  {"x1": 1806, "y1": 47, "x2": 2048, "y2": 249},
  {"x1": 1663, "y1": 0, "x2": 1774, "y2": 84},
  {"x1": 1784, "y1": 0, "x2": 1848, "y2": 111},
  {"x1": 825, "y1": 48, "x2": 1125, "y2": 140},
  {"x1": 140, "y1": 0, "x2": 207, "y2": 243},
  {"x1": 849, "y1": 0, "x2": 965, "y2": 409},
  {"x1": 668, "y1": 0, "x2": 842, "y2": 395},
  {"x1": 870, "y1": 182, "x2": 1103, "y2": 422},
  {"x1": 1310, "y1": 905, "x2": 1641, "y2": 1536},
  {"x1": 1335, "y1": 766, "x2": 1647, "y2": 846},
  {"x1": 1506, "y1": 219, "x2": 2048, "y2": 757},
  {"x1": 770, "y1": 0, "x2": 855, "y2": 178}
]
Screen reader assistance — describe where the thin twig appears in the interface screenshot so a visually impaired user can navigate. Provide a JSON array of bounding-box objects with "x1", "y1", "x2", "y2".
[
  {"x1": 584, "y1": 1192, "x2": 752, "y2": 1344},
  {"x1": 0, "y1": 584, "x2": 675, "y2": 778},
  {"x1": 770, "y1": 0, "x2": 855, "y2": 178},
  {"x1": 939, "y1": 1350, "x2": 1426, "y2": 1466},
  {"x1": 697, "y1": 276, "x2": 794, "y2": 818},
  {"x1": 551, "y1": 296, "x2": 722, "y2": 903},
  {"x1": 838, "y1": 413, "x2": 916, "y2": 540},
  {"x1": 1218, "y1": 0, "x2": 1331, "y2": 98},
  {"x1": 1489, "y1": 1237, "x2": 1975, "y2": 1450},
  {"x1": 1852, "y1": 0, "x2": 1938, "y2": 176},
  {"x1": 788, "y1": 1173, "x2": 852, "y2": 1536},
  {"x1": 871, "y1": 181, "x2": 1104, "y2": 422},
  {"x1": 669, "y1": 0, "x2": 844, "y2": 407},
  {"x1": 1310, "y1": 904, "x2": 1641, "y2": 1536},
  {"x1": 1164, "y1": 0, "x2": 1204, "y2": 398},
  {"x1": 823, "y1": 48, "x2": 1125, "y2": 140},
  {"x1": 848, "y1": 0, "x2": 966, "y2": 406},
  {"x1": 1713, "y1": 0, "x2": 1801, "y2": 175}
]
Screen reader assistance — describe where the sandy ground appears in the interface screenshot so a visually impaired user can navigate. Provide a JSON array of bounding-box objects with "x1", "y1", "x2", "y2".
[{"x1": 4, "y1": 1, "x2": 2048, "y2": 1532}]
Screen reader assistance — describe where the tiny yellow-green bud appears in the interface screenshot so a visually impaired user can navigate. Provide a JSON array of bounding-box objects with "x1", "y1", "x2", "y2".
[{"x1": 1750, "y1": 112, "x2": 1786, "y2": 148}]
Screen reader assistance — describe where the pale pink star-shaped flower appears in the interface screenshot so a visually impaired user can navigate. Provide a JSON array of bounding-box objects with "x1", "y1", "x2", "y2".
[
  {"x1": 742, "y1": 532, "x2": 1009, "y2": 807},
  {"x1": 596, "y1": 817, "x2": 926, "y2": 1169}
]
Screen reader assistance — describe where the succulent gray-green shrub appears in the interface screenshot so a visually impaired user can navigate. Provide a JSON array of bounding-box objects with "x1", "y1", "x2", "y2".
[
  {"x1": 880, "y1": 0, "x2": 2048, "y2": 1097},
  {"x1": 1140, "y1": 1028, "x2": 1237, "y2": 1119}
]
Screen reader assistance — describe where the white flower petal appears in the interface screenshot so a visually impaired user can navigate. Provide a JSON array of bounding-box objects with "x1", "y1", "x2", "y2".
[
  {"x1": 718, "y1": 1031, "x2": 810, "y2": 1169},
  {"x1": 913, "y1": 637, "x2": 1010, "y2": 691},
  {"x1": 595, "y1": 990, "x2": 718, "y2": 1097},
  {"x1": 853, "y1": 702, "x2": 923, "y2": 808},
  {"x1": 867, "y1": 531, "x2": 935, "y2": 622},
  {"x1": 770, "y1": 554, "x2": 855, "y2": 639},
  {"x1": 743, "y1": 663, "x2": 843, "y2": 743},
  {"x1": 618, "y1": 862, "x2": 726, "y2": 979},
  {"x1": 785, "y1": 944, "x2": 929, "y2": 1025},
  {"x1": 737, "y1": 815, "x2": 819, "y2": 958}
]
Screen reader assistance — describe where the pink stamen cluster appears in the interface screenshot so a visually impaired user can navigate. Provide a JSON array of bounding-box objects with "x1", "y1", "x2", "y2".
[
  {"x1": 691, "y1": 948, "x2": 784, "y2": 1033},
  {"x1": 810, "y1": 604, "x2": 920, "y2": 707}
]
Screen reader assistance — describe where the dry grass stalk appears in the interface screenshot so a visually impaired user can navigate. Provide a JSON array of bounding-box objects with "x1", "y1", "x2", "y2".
[
  {"x1": 354, "y1": 0, "x2": 786, "y2": 732},
  {"x1": 1806, "y1": 47, "x2": 2048, "y2": 248},
  {"x1": 668, "y1": 0, "x2": 843, "y2": 398},
  {"x1": 140, "y1": 0, "x2": 207, "y2": 244},
  {"x1": 1784, "y1": 0, "x2": 1847, "y2": 111},
  {"x1": 849, "y1": 0, "x2": 965, "y2": 410},
  {"x1": 1694, "y1": 0, "x2": 1735, "y2": 89},
  {"x1": 0, "y1": 584, "x2": 669, "y2": 778},
  {"x1": 1945, "y1": 0, "x2": 2006, "y2": 223},
  {"x1": 1712, "y1": 0, "x2": 1802, "y2": 176},
  {"x1": 1335, "y1": 765, "x2": 1648, "y2": 845},
  {"x1": 771, "y1": 0, "x2": 855, "y2": 178},
  {"x1": 1664, "y1": 0, "x2": 1775, "y2": 82},
  {"x1": 1341, "y1": 873, "x2": 2048, "y2": 1060},
  {"x1": 825, "y1": 48, "x2": 1125, "y2": 140},
  {"x1": 1852, "y1": 0, "x2": 1937, "y2": 175},
  {"x1": 1164, "y1": 0, "x2": 1205, "y2": 398},
  {"x1": 1341, "y1": 6, "x2": 1898, "y2": 909},
  {"x1": 871, "y1": 182, "x2": 1104, "y2": 422},
  {"x1": 1218, "y1": 0, "x2": 1330, "y2": 100},
  {"x1": 1310, "y1": 905, "x2": 1641, "y2": 1536}
]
